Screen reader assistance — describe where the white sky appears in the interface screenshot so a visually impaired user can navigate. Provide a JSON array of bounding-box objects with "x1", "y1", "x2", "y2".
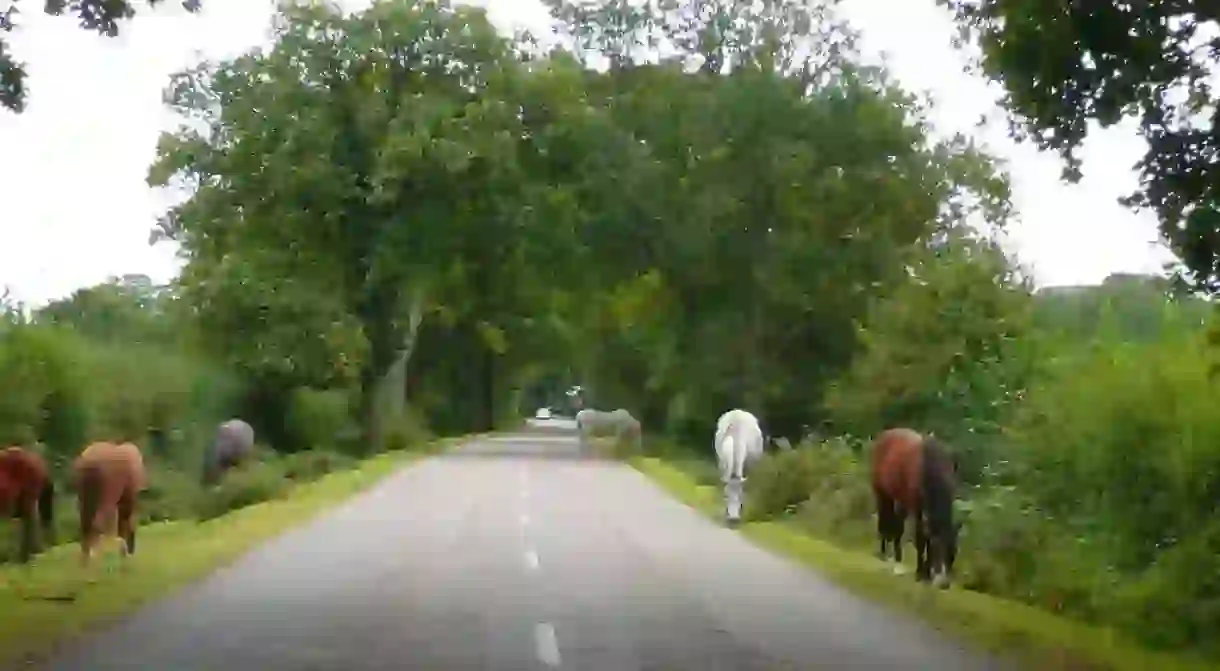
[{"x1": 0, "y1": 0, "x2": 1175, "y2": 307}]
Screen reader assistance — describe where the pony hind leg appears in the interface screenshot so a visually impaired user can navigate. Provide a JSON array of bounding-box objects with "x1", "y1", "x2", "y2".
[
  {"x1": 889, "y1": 504, "x2": 909, "y2": 576},
  {"x1": 873, "y1": 488, "x2": 893, "y2": 561},
  {"x1": 78, "y1": 484, "x2": 101, "y2": 569},
  {"x1": 891, "y1": 504, "x2": 907, "y2": 565},
  {"x1": 117, "y1": 489, "x2": 136, "y2": 558},
  {"x1": 913, "y1": 508, "x2": 931, "y2": 583},
  {"x1": 874, "y1": 489, "x2": 907, "y2": 575},
  {"x1": 17, "y1": 499, "x2": 38, "y2": 563}
]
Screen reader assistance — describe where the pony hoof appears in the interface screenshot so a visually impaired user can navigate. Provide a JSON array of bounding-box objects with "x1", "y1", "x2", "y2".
[{"x1": 932, "y1": 575, "x2": 950, "y2": 590}]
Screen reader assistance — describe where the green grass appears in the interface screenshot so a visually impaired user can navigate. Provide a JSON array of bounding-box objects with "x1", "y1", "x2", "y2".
[
  {"x1": 630, "y1": 456, "x2": 1215, "y2": 671},
  {"x1": 0, "y1": 435, "x2": 478, "y2": 669}
]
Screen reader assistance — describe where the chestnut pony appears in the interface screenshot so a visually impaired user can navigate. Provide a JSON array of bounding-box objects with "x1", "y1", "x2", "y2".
[
  {"x1": 74, "y1": 441, "x2": 146, "y2": 567},
  {"x1": 0, "y1": 446, "x2": 56, "y2": 562},
  {"x1": 870, "y1": 427, "x2": 960, "y2": 588}
]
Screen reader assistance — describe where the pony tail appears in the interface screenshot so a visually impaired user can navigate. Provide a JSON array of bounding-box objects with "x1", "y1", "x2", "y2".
[
  {"x1": 722, "y1": 435, "x2": 736, "y2": 478},
  {"x1": 919, "y1": 437, "x2": 953, "y2": 522},
  {"x1": 39, "y1": 480, "x2": 55, "y2": 542}
]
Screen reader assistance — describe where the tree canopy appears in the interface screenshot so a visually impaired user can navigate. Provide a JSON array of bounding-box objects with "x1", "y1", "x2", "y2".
[
  {"x1": 1, "y1": 0, "x2": 202, "y2": 113},
  {"x1": 146, "y1": 0, "x2": 1017, "y2": 447},
  {"x1": 939, "y1": 0, "x2": 1220, "y2": 294}
]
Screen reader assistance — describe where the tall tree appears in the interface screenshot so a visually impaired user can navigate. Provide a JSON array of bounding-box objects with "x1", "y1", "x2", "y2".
[
  {"x1": 149, "y1": 0, "x2": 585, "y2": 441},
  {"x1": 940, "y1": 0, "x2": 1220, "y2": 293},
  {"x1": 1, "y1": 0, "x2": 202, "y2": 112},
  {"x1": 543, "y1": 0, "x2": 1015, "y2": 442}
]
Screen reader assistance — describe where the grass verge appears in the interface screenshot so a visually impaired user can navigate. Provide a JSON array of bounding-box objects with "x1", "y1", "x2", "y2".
[
  {"x1": 0, "y1": 436, "x2": 476, "y2": 669},
  {"x1": 629, "y1": 455, "x2": 1214, "y2": 671}
]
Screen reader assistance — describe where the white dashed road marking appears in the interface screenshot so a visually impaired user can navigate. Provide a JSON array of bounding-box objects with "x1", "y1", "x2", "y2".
[{"x1": 534, "y1": 622, "x2": 561, "y2": 667}]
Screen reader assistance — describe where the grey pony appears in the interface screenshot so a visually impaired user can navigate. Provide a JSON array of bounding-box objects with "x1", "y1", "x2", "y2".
[{"x1": 202, "y1": 418, "x2": 255, "y2": 486}]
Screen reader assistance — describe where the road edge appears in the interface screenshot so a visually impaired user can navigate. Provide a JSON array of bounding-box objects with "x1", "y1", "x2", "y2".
[
  {"x1": 0, "y1": 434, "x2": 489, "y2": 669},
  {"x1": 629, "y1": 455, "x2": 1213, "y2": 671}
]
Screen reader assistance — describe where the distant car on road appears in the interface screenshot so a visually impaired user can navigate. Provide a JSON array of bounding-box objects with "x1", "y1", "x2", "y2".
[{"x1": 535, "y1": 407, "x2": 552, "y2": 420}]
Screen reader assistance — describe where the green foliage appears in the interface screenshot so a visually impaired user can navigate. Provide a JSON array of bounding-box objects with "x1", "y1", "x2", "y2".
[
  {"x1": 141, "y1": 463, "x2": 206, "y2": 524},
  {"x1": 746, "y1": 437, "x2": 872, "y2": 527},
  {"x1": 823, "y1": 232, "x2": 1035, "y2": 482},
  {"x1": 37, "y1": 275, "x2": 186, "y2": 348},
  {"x1": 0, "y1": 1, "x2": 203, "y2": 113},
  {"x1": 1034, "y1": 274, "x2": 1210, "y2": 345},
  {"x1": 717, "y1": 285, "x2": 1220, "y2": 659},
  {"x1": 939, "y1": 0, "x2": 1220, "y2": 295},
  {"x1": 196, "y1": 460, "x2": 291, "y2": 521},
  {"x1": 382, "y1": 406, "x2": 432, "y2": 453},
  {"x1": 284, "y1": 388, "x2": 352, "y2": 453},
  {"x1": 5, "y1": 0, "x2": 1207, "y2": 660},
  {"x1": 280, "y1": 449, "x2": 355, "y2": 482}
]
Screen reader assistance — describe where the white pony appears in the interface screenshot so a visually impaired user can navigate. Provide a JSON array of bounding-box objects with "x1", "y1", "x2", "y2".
[
  {"x1": 715, "y1": 408, "x2": 765, "y2": 525},
  {"x1": 575, "y1": 408, "x2": 642, "y2": 453}
]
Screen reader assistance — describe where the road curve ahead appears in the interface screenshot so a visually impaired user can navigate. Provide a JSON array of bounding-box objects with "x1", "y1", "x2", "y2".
[{"x1": 40, "y1": 430, "x2": 1010, "y2": 671}]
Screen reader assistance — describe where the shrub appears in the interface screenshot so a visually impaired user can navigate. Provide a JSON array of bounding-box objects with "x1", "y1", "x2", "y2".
[
  {"x1": 140, "y1": 463, "x2": 204, "y2": 523},
  {"x1": 280, "y1": 449, "x2": 353, "y2": 483},
  {"x1": 285, "y1": 387, "x2": 351, "y2": 453},
  {"x1": 0, "y1": 324, "x2": 87, "y2": 456},
  {"x1": 382, "y1": 406, "x2": 432, "y2": 453},
  {"x1": 1001, "y1": 328, "x2": 1220, "y2": 651},
  {"x1": 746, "y1": 437, "x2": 868, "y2": 522},
  {"x1": 0, "y1": 322, "x2": 245, "y2": 472},
  {"x1": 196, "y1": 460, "x2": 290, "y2": 521}
]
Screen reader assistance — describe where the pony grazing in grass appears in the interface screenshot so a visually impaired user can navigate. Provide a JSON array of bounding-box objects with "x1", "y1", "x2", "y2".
[
  {"x1": 202, "y1": 418, "x2": 255, "y2": 486},
  {"x1": 870, "y1": 427, "x2": 960, "y2": 589},
  {"x1": 0, "y1": 446, "x2": 56, "y2": 563},
  {"x1": 74, "y1": 441, "x2": 146, "y2": 568},
  {"x1": 575, "y1": 408, "x2": 642, "y2": 453},
  {"x1": 714, "y1": 409, "x2": 765, "y2": 526}
]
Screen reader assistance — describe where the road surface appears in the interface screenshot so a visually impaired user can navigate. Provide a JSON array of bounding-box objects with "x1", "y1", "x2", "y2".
[{"x1": 40, "y1": 428, "x2": 1009, "y2": 670}]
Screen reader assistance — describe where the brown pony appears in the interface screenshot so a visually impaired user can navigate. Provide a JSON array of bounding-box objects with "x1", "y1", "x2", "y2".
[
  {"x1": 0, "y1": 446, "x2": 56, "y2": 563},
  {"x1": 870, "y1": 427, "x2": 960, "y2": 588},
  {"x1": 74, "y1": 442, "x2": 146, "y2": 567}
]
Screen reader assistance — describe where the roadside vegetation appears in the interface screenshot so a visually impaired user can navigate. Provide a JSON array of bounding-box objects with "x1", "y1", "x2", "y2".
[
  {"x1": 4, "y1": 0, "x2": 1218, "y2": 669},
  {"x1": 0, "y1": 447, "x2": 459, "y2": 667}
]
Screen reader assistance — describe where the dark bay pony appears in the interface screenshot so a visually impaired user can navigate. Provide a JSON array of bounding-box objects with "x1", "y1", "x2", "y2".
[
  {"x1": 0, "y1": 446, "x2": 56, "y2": 562},
  {"x1": 870, "y1": 427, "x2": 960, "y2": 588},
  {"x1": 74, "y1": 441, "x2": 146, "y2": 567},
  {"x1": 202, "y1": 419, "x2": 255, "y2": 486}
]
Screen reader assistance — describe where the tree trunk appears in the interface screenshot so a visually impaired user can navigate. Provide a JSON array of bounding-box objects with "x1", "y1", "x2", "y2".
[
  {"x1": 480, "y1": 345, "x2": 496, "y2": 431},
  {"x1": 356, "y1": 286, "x2": 399, "y2": 455},
  {"x1": 397, "y1": 292, "x2": 427, "y2": 403}
]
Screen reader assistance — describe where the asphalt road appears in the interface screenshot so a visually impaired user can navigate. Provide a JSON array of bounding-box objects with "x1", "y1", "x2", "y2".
[{"x1": 40, "y1": 428, "x2": 1010, "y2": 670}]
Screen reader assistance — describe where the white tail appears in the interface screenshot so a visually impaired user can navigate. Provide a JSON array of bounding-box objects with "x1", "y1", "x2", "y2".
[{"x1": 719, "y1": 435, "x2": 736, "y2": 482}]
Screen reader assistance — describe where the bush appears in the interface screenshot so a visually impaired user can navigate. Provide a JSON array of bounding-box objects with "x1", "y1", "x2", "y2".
[
  {"x1": 280, "y1": 449, "x2": 354, "y2": 482},
  {"x1": 998, "y1": 328, "x2": 1220, "y2": 651},
  {"x1": 196, "y1": 460, "x2": 290, "y2": 521},
  {"x1": 746, "y1": 436, "x2": 869, "y2": 522},
  {"x1": 0, "y1": 324, "x2": 87, "y2": 456},
  {"x1": 0, "y1": 323, "x2": 245, "y2": 471},
  {"x1": 0, "y1": 307, "x2": 388, "y2": 566},
  {"x1": 285, "y1": 387, "x2": 351, "y2": 453},
  {"x1": 382, "y1": 406, "x2": 432, "y2": 453},
  {"x1": 140, "y1": 463, "x2": 204, "y2": 524}
]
